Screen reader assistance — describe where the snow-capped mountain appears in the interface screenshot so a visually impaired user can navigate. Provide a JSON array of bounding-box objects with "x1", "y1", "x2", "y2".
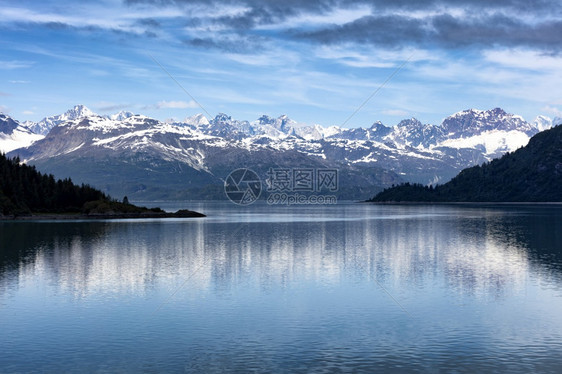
[
  {"x1": 28, "y1": 104, "x2": 96, "y2": 135},
  {"x1": 0, "y1": 113, "x2": 44, "y2": 153},
  {"x1": 106, "y1": 111, "x2": 135, "y2": 121},
  {"x1": 533, "y1": 115, "x2": 553, "y2": 132},
  {"x1": 532, "y1": 115, "x2": 562, "y2": 131},
  {"x1": 11, "y1": 109, "x2": 400, "y2": 199},
  {"x1": 184, "y1": 113, "x2": 209, "y2": 127},
  {"x1": 441, "y1": 108, "x2": 536, "y2": 137},
  {"x1": 6, "y1": 105, "x2": 556, "y2": 200}
]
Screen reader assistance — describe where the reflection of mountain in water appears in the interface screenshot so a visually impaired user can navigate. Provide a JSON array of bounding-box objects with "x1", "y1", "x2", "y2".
[{"x1": 1, "y1": 206, "x2": 561, "y2": 298}]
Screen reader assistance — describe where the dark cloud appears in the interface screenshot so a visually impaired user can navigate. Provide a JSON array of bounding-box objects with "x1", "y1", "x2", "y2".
[
  {"x1": 44, "y1": 22, "x2": 71, "y2": 30},
  {"x1": 125, "y1": 0, "x2": 561, "y2": 16},
  {"x1": 433, "y1": 14, "x2": 562, "y2": 50},
  {"x1": 294, "y1": 15, "x2": 429, "y2": 47},
  {"x1": 211, "y1": 7, "x2": 279, "y2": 29},
  {"x1": 144, "y1": 30, "x2": 159, "y2": 38},
  {"x1": 124, "y1": 0, "x2": 562, "y2": 52},
  {"x1": 137, "y1": 18, "x2": 161, "y2": 28},
  {"x1": 295, "y1": 13, "x2": 562, "y2": 52},
  {"x1": 183, "y1": 35, "x2": 266, "y2": 53}
]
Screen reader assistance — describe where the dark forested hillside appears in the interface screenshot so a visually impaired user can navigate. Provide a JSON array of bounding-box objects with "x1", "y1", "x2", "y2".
[
  {"x1": 0, "y1": 153, "x2": 107, "y2": 215},
  {"x1": 370, "y1": 124, "x2": 562, "y2": 202}
]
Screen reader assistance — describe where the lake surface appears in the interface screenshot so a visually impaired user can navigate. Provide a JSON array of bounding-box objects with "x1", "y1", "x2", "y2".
[{"x1": 1, "y1": 202, "x2": 562, "y2": 373}]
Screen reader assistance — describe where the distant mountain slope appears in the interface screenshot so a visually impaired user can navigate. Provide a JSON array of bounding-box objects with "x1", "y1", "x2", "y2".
[
  {"x1": 6, "y1": 105, "x2": 559, "y2": 200},
  {"x1": 370, "y1": 124, "x2": 562, "y2": 202},
  {"x1": 0, "y1": 114, "x2": 44, "y2": 153},
  {"x1": 10, "y1": 110, "x2": 402, "y2": 200},
  {"x1": 28, "y1": 104, "x2": 95, "y2": 135}
]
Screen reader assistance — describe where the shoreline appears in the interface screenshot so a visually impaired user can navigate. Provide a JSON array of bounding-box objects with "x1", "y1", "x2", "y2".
[
  {"x1": 0, "y1": 209, "x2": 206, "y2": 221},
  {"x1": 364, "y1": 201, "x2": 562, "y2": 205}
]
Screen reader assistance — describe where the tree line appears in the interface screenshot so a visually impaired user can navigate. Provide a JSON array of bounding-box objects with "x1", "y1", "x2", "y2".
[{"x1": 0, "y1": 153, "x2": 107, "y2": 215}]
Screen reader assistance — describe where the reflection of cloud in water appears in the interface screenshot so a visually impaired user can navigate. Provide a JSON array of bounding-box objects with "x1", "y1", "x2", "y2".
[
  {"x1": 3, "y1": 206, "x2": 558, "y2": 301},
  {"x1": 0, "y1": 208, "x2": 556, "y2": 297}
]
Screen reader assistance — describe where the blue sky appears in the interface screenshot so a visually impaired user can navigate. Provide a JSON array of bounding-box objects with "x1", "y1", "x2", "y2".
[{"x1": 1, "y1": 0, "x2": 561, "y2": 127}]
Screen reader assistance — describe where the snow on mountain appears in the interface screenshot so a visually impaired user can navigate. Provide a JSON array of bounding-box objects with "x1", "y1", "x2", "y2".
[
  {"x1": 28, "y1": 104, "x2": 96, "y2": 135},
  {"x1": 320, "y1": 108, "x2": 538, "y2": 160},
  {"x1": 331, "y1": 121, "x2": 390, "y2": 141},
  {"x1": 184, "y1": 113, "x2": 209, "y2": 127},
  {"x1": 386, "y1": 118, "x2": 443, "y2": 148},
  {"x1": 186, "y1": 113, "x2": 331, "y2": 140},
  {"x1": 249, "y1": 114, "x2": 333, "y2": 140},
  {"x1": 441, "y1": 108, "x2": 536, "y2": 137},
  {"x1": 533, "y1": 115, "x2": 552, "y2": 132},
  {"x1": 6, "y1": 104, "x2": 557, "y2": 199},
  {"x1": 107, "y1": 111, "x2": 135, "y2": 121},
  {"x1": 0, "y1": 113, "x2": 44, "y2": 153},
  {"x1": 438, "y1": 129, "x2": 530, "y2": 156}
]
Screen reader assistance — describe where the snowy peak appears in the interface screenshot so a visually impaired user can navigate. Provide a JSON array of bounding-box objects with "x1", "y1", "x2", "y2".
[
  {"x1": 396, "y1": 118, "x2": 423, "y2": 128},
  {"x1": 108, "y1": 110, "x2": 135, "y2": 121},
  {"x1": 29, "y1": 104, "x2": 98, "y2": 135},
  {"x1": 0, "y1": 113, "x2": 44, "y2": 153},
  {"x1": 184, "y1": 113, "x2": 209, "y2": 127},
  {"x1": 274, "y1": 114, "x2": 299, "y2": 134},
  {"x1": 387, "y1": 118, "x2": 443, "y2": 148},
  {"x1": 256, "y1": 115, "x2": 275, "y2": 126},
  {"x1": 211, "y1": 113, "x2": 234, "y2": 125},
  {"x1": 533, "y1": 115, "x2": 552, "y2": 132},
  {"x1": 63, "y1": 105, "x2": 96, "y2": 120},
  {"x1": 441, "y1": 108, "x2": 535, "y2": 138},
  {"x1": 0, "y1": 113, "x2": 19, "y2": 135}
]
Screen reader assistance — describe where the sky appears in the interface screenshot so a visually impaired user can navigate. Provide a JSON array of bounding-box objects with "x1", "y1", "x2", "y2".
[{"x1": 1, "y1": 0, "x2": 561, "y2": 128}]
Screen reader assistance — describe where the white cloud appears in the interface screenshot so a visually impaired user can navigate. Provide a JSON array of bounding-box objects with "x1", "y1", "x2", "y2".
[
  {"x1": 0, "y1": 5, "x2": 183, "y2": 34},
  {"x1": 314, "y1": 45, "x2": 437, "y2": 69},
  {"x1": 224, "y1": 48, "x2": 301, "y2": 67},
  {"x1": 256, "y1": 5, "x2": 373, "y2": 31},
  {"x1": 415, "y1": 50, "x2": 562, "y2": 106},
  {"x1": 382, "y1": 109, "x2": 409, "y2": 117},
  {"x1": 0, "y1": 60, "x2": 34, "y2": 69},
  {"x1": 156, "y1": 100, "x2": 198, "y2": 109},
  {"x1": 22, "y1": 110, "x2": 34, "y2": 115},
  {"x1": 483, "y1": 49, "x2": 562, "y2": 71},
  {"x1": 542, "y1": 105, "x2": 562, "y2": 117}
]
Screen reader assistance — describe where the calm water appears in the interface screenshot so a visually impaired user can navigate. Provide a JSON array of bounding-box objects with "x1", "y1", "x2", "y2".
[{"x1": 1, "y1": 202, "x2": 562, "y2": 373}]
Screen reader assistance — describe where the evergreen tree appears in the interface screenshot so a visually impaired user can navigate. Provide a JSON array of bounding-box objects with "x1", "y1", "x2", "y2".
[{"x1": 0, "y1": 153, "x2": 108, "y2": 215}]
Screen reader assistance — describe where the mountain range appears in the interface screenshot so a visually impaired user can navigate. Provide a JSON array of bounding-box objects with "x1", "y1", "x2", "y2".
[
  {"x1": 370, "y1": 123, "x2": 562, "y2": 202},
  {"x1": 2, "y1": 105, "x2": 560, "y2": 200}
]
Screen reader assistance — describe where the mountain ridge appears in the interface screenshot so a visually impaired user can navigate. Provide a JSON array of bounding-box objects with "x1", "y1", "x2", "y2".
[
  {"x1": 369, "y1": 124, "x2": 562, "y2": 202},
  {"x1": 0, "y1": 113, "x2": 44, "y2": 153},
  {"x1": 4, "y1": 105, "x2": 560, "y2": 200}
]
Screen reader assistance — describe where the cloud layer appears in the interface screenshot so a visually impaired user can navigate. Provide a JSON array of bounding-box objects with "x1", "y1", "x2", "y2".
[
  {"x1": 1, "y1": 0, "x2": 561, "y2": 126},
  {"x1": 125, "y1": 0, "x2": 562, "y2": 52}
]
